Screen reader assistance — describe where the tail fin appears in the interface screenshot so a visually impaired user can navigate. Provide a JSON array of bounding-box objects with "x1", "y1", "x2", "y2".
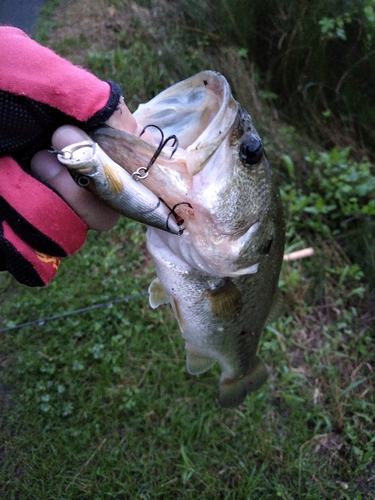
[{"x1": 218, "y1": 357, "x2": 268, "y2": 408}]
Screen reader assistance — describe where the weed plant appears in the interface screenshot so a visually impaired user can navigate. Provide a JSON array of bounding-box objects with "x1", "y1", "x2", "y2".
[
  {"x1": 1, "y1": 218, "x2": 373, "y2": 498},
  {"x1": 176, "y1": 0, "x2": 375, "y2": 156}
]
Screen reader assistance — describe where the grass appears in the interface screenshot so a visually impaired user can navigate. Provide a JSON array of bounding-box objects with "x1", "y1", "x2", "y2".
[
  {"x1": 1, "y1": 227, "x2": 373, "y2": 498},
  {"x1": 1, "y1": 0, "x2": 374, "y2": 498}
]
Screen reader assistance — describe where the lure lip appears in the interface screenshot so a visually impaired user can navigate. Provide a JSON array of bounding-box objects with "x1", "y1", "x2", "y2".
[
  {"x1": 55, "y1": 141, "x2": 100, "y2": 176},
  {"x1": 57, "y1": 140, "x2": 183, "y2": 235}
]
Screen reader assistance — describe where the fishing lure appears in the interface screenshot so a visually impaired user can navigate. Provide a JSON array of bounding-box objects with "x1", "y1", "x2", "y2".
[{"x1": 55, "y1": 140, "x2": 182, "y2": 235}]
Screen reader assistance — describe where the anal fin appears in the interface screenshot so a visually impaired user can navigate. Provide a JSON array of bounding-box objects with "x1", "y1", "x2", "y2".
[{"x1": 186, "y1": 349, "x2": 216, "y2": 375}]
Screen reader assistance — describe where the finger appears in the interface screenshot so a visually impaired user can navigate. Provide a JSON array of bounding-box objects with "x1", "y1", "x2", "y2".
[
  {"x1": 51, "y1": 124, "x2": 92, "y2": 149},
  {"x1": 30, "y1": 130, "x2": 120, "y2": 231},
  {"x1": 105, "y1": 98, "x2": 154, "y2": 142}
]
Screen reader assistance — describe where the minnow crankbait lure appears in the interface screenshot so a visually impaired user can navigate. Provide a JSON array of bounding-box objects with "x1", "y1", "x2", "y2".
[{"x1": 57, "y1": 140, "x2": 182, "y2": 235}]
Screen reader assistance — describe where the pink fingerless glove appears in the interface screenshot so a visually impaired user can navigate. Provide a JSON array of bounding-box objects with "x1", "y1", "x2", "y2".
[{"x1": 0, "y1": 27, "x2": 123, "y2": 286}]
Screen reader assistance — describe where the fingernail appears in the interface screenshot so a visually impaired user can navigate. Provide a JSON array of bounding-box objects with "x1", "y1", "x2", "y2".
[{"x1": 52, "y1": 126, "x2": 91, "y2": 150}]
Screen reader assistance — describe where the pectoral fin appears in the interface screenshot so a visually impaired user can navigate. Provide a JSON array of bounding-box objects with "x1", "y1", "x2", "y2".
[
  {"x1": 218, "y1": 356, "x2": 268, "y2": 408},
  {"x1": 206, "y1": 279, "x2": 243, "y2": 321},
  {"x1": 148, "y1": 278, "x2": 170, "y2": 309},
  {"x1": 186, "y1": 349, "x2": 216, "y2": 375}
]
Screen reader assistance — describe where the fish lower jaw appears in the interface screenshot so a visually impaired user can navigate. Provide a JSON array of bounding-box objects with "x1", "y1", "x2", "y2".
[
  {"x1": 191, "y1": 253, "x2": 260, "y2": 278},
  {"x1": 202, "y1": 264, "x2": 260, "y2": 278},
  {"x1": 221, "y1": 261, "x2": 260, "y2": 277},
  {"x1": 180, "y1": 223, "x2": 262, "y2": 275},
  {"x1": 148, "y1": 227, "x2": 261, "y2": 279}
]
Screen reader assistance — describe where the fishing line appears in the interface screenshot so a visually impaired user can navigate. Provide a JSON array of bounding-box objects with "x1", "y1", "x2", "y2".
[{"x1": 0, "y1": 292, "x2": 148, "y2": 334}]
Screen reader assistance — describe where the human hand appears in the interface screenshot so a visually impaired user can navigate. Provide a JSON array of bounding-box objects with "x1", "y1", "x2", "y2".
[
  {"x1": 30, "y1": 103, "x2": 156, "y2": 229},
  {"x1": 0, "y1": 27, "x2": 157, "y2": 286},
  {"x1": 0, "y1": 119, "x2": 152, "y2": 287},
  {"x1": 105, "y1": 96, "x2": 154, "y2": 141},
  {"x1": 31, "y1": 126, "x2": 120, "y2": 231}
]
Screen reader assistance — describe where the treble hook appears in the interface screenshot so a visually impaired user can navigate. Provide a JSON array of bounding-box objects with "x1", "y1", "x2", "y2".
[
  {"x1": 159, "y1": 199, "x2": 193, "y2": 235},
  {"x1": 132, "y1": 124, "x2": 179, "y2": 181}
]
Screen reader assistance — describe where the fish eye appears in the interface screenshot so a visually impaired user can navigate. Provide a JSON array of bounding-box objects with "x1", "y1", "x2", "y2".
[{"x1": 239, "y1": 136, "x2": 263, "y2": 166}]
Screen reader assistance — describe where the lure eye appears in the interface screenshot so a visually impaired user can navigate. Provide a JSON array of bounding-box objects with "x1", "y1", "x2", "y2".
[
  {"x1": 239, "y1": 136, "x2": 263, "y2": 166},
  {"x1": 76, "y1": 175, "x2": 91, "y2": 188}
]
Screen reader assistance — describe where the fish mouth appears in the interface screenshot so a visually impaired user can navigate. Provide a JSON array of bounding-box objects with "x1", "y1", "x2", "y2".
[{"x1": 134, "y1": 71, "x2": 238, "y2": 176}]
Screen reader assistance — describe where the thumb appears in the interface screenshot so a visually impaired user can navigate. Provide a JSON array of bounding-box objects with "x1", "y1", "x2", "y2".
[{"x1": 30, "y1": 126, "x2": 120, "y2": 230}]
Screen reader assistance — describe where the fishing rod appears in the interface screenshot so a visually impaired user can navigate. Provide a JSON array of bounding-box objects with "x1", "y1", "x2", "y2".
[{"x1": 0, "y1": 292, "x2": 148, "y2": 334}]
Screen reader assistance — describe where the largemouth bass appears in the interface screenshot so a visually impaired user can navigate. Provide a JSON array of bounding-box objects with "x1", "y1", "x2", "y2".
[{"x1": 69, "y1": 71, "x2": 285, "y2": 407}]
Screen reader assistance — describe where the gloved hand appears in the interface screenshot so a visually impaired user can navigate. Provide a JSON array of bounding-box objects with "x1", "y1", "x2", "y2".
[{"x1": 0, "y1": 27, "x2": 143, "y2": 286}]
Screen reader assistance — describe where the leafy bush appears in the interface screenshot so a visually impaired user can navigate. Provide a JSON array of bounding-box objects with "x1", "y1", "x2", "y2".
[
  {"x1": 281, "y1": 147, "x2": 375, "y2": 238},
  {"x1": 176, "y1": 0, "x2": 375, "y2": 154},
  {"x1": 87, "y1": 42, "x2": 169, "y2": 110}
]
